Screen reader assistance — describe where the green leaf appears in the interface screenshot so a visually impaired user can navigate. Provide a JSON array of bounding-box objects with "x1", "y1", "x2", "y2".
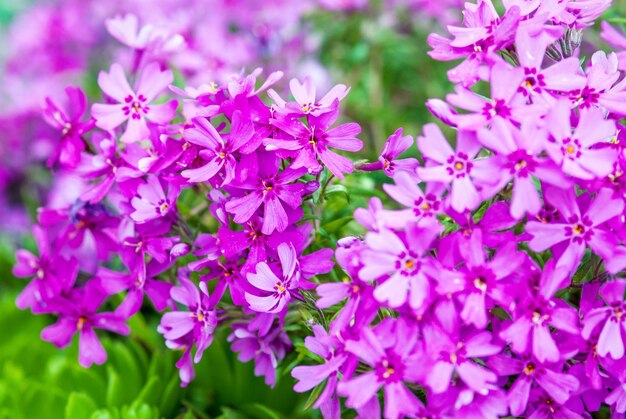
[
  {"x1": 65, "y1": 392, "x2": 98, "y2": 419},
  {"x1": 240, "y1": 403, "x2": 282, "y2": 419},
  {"x1": 324, "y1": 185, "x2": 350, "y2": 203},
  {"x1": 302, "y1": 382, "x2": 325, "y2": 411},
  {"x1": 132, "y1": 376, "x2": 162, "y2": 408},
  {"x1": 105, "y1": 366, "x2": 125, "y2": 407}
]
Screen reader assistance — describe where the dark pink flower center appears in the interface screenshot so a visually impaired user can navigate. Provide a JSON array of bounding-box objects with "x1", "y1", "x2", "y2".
[{"x1": 123, "y1": 94, "x2": 150, "y2": 120}]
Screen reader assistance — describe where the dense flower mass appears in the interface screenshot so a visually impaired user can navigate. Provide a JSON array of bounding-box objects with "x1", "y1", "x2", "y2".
[{"x1": 10, "y1": 0, "x2": 626, "y2": 418}]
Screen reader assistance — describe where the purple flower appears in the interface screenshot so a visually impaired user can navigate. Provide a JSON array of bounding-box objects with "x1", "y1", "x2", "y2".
[
  {"x1": 500, "y1": 261, "x2": 580, "y2": 363},
  {"x1": 181, "y1": 111, "x2": 254, "y2": 184},
  {"x1": 158, "y1": 274, "x2": 218, "y2": 385},
  {"x1": 526, "y1": 187, "x2": 623, "y2": 274},
  {"x1": 92, "y1": 63, "x2": 178, "y2": 143},
  {"x1": 544, "y1": 101, "x2": 617, "y2": 180},
  {"x1": 477, "y1": 118, "x2": 570, "y2": 219},
  {"x1": 438, "y1": 230, "x2": 525, "y2": 328},
  {"x1": 488, "y1": 354, "x2": 580, "y2": 416},
  {"x1": 582, "y1": 280, "x2": 626, "y2": 359},
  {"x1": 378, "y1": 171, "x2": 444, "y2": 229},
  {"x1": 245, "y1": 242, "x2": 300, "y2": 313},
  {"x1": 337, "y1": 319, "x2": 425, "y2": 418},
  {"x1": 601, "y1": 22, "x2": 626, "y2": 71},
  {"x1": 428, "y1": 2, "x2": 521, "y2": 86},
  {"x1": 291, "y1": 325, "x2": 346, "y2": 409},
  {"x1": 267, "y1": 105, "x2": 362, "y2": 179},
  {"x1": 228, "y1": 318, "x2": 291, "y2": 387},
  {"x1": 79, "y1": 136, "x2": 143, "y2": 203},
  {"x1": 270, "y1": 76, "x2": 350, "y2": 116},
  {"x1": 41, "y1": 281, "x2": 129, "y2": 368},
  {"x1": 416, "y1": 124, "x2": 485, "y2": 212},
  {"x1": 130, "y1": 176, "x2": 180, "y2": 223},
  {"x1": 423, "y1": 325, "x2": 501, "y2": 395},
  {"x1": 514, "y1": 27, "x2": 586, "y2": 102},
  {"x1": 14, "y1": 225, "x2": 78, "y2": 310},
  {"x1": 42, "y1": 86, "x2": 95, "y2": 168},
  {"x1": 359, "y1": 128, "x2": 418, "y2": 177},
  {"x1": 446, "y1": 61, "x2": 538, "y2": 130},
  {"x1": 225, "y1": 156, "x2": 306, "y2": 235},
  {"x1": 571, "y1": 51, "x2": 626, "y2": 115},
  {"x1": 96, "y1": 256, "x2": 172, "y2": 318},
  {"x1": 359, "y1": 222, "x2": 441, "y2": 311}
]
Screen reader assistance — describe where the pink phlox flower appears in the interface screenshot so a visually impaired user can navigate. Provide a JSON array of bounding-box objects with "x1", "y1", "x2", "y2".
[
  {"x1": 544, "y1": 100, "x2": 618, "y2": 180},
  {"x1": 416, "y1": 123, "x2": 487, "y2": 212},
  {"x1": 338, "y1": 319, "x2": 426, "y2": 418},
  {"x1": 130, "y1": 175, "x2": 180, "y2": 223},
  {"x1": 359, "y1": 221, "x2": 442, "y2": 311},
  {"x1": 245, "y1": 242, "x2": 301, "y2": 314},
  {"x1": 477, "y1": 118, "x2": 570, "y2": 219},
  {"x1": 41, "y1": 281, "x2": 130, "y2": 368},
  {"x1": 42, "y1": 86, "x2": 95, "y2": 168},
  {"x1": 526, "y1": 186, "x2": 623, "y2": 273},
  {"x1": 500, "y1": 260, "x2": 580, "y2": 364},
  {"x1": 269, "y1": 76, "x2": 350, "y2": 116},
  {"x1": 181, "y1": 111, "x2": 254, "y2": 185},
  {"x1": 601, "y1": 22, "x2": 626, "y2": 71},
  {"x1": 92, "y1": 62, "x2": 178, "y2": 144},
  {"x1": 267, "y1": 103, "x2": 363, "y2": 179}
]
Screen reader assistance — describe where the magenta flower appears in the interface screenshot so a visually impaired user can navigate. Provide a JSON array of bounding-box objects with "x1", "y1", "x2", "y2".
[
  {"x1": 41, "y1": 282, "x2": 129, "y2": 368},
  {"x1": 477, "y1": 118, "x2": 570, "y2": 219},
  {"x1": 225, "y1": 158, "x2": 306, "y2": 235},
  {"x1": 130, "y1": 176, "x2": 180, "y2": 223},
  {"x1": 14, "y1": 225, "x2": 78, "y2": 310},
  {"x1": 42, "y1": 86, "x2": 95, "y2": 168},
  {"x1": 582, "y1": 280, "x2": 626, "y2": 359},
  {"x1": 423, "y1": 325, "x2": 501, "y2": 395},
  {"x1": 228, "y1": 320, "x2": 291, "y2": 387},
  {"x1": 378, "y1": 171, "x2": 444, "y2": 229},
  {"x1": 514, "y1": 27, "x2": 586, "y2": 102},
  {"x1": 267, "y1": 105, "x2": 362, "y2": 179},
  {"x1": 359, "y1": 222, "x2": 441, "y2": 311},
  {"x1": 500, "y1": 261, "x2": 580, "y2": 363},
  {"x1": 446, "y1": 61, "x2": 537, "y2": 130},
  {"x1": 571, "y1": 51, "x2": 626, "y2": 115},
  {"x1": 526, "y1": 187, "x2": 623, "y2": 273},
  {"x1": 105, "y1": 14, "x2": 184, "y2": 54},
  {"x1": 92, "y1": 63, "x2": 178, "y2": 143},
  {"x1": 181, "y1": 111, "x2": 254, "y2": 185},
  {"x1": 427, "y1": 1, "x2": 521, "y2": 86},
  {"x1": 158, "y1": 274, "x2": 218, "y2": 384},
  {"x1": 416, "y1": 124, "x2": 485, "y2": 212},
  {"x1": 601, "y1": 22, "x2": 626, "y2": 71},
  {"x1": 79, "y1": 136, "x2": 143, "y2": 203},
  {"x1": 217, "y1": 218, "x2": 301, "y2": 269},
  {"x1": 291, "y1": 325, "x2": 346, "y2": 409},
  {"x1": 96, "y1": 256, "x2": 172, "y2": 318},
  {"x1": 544, "y1": 101, "x2": 617, "y2": 180},
  {"x1": 245, "y1": 242, "x2": 300, "y2": 313},
  {"x1": 488, "y1": 354, "x2": 580, "y2": 416},
  {"x1": 437, "y1": 231, "x2": 525, "y2": 328},
  {"x1": 359, "y1": 128, "x2": 418, "y2": 177},
  {"x1": 198, "y1": 256, "x2": 248, "y2": 306},
  {"x1": 270, "y1": 76, "x2": 350, "y2": 116},
  {"x1": 337, "y1": 319, "x2": 425, "y2": 418}
]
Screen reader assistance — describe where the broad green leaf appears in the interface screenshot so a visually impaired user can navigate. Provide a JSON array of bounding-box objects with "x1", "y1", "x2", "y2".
[{"x1": 65, "y1": 392, "x2": 98, "y2": 419}]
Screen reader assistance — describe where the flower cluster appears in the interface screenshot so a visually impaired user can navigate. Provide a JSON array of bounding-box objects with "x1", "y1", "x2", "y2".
[
  {"x1": 13, "y1": 16, "x2": 363, "y2": 388},
  {"x1": 292, "y1": 1, "x2": 626, "y2": 418},
  {"x1": 0, "y1": 0, "x2": 319, "y2": 239}
]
